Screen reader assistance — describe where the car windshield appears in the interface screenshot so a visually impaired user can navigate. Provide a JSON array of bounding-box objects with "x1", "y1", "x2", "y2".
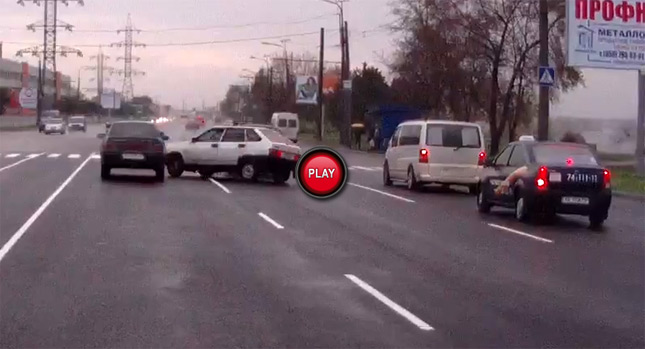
[
  {"x1": 259, "y1": 128, "x2": 293, "y2": 144},
  {"x1": 426, "y1": 124, "x2": 481, "y2": 148},
  {"x1": 532, "y1": 144, "x2": 599, "y2": 166},
  {"x1": 108, "y1": 122, "x2": 160, "y2": 138},
  {"x1": 70, "y1": 117, "x2": 85, "y2": 122},
  {"x1": 46, "y1": 118, "x2": 63, "y2": 124}
]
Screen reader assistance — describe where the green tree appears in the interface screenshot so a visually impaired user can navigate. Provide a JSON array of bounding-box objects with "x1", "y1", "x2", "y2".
[{"x1": 351, "y1": 64, "x2": 390, "y2": 123}]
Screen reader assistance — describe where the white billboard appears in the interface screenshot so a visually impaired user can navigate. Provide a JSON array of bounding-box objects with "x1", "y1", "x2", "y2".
[
  {"x1": 18, "y1": 87, "x2": 38, "y2": 109},
  {"x1": 295, "y1": 75, "x2": 318, "y2": 105},
  {"x1": 100, "y1": 91, "x2": 121, "y2": 109},
  {"x1": 566, "y1": 0, "x2": 645, "y2": 70}
]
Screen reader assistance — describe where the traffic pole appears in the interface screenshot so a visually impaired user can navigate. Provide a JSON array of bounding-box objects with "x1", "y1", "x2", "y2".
[
  {"x1": 537, "y1": 0, "x2": 550, "y2": 141},
  {"x1": 636, "y1": 68, "x2": 645, "y2": 177},
  {"x1": 317, "y1": 28, "x2": 325, "y2": 141}
]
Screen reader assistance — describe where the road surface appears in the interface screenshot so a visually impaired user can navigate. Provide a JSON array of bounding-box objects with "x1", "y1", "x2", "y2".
[{"x1": 0, "y1": 120, "x2": 643, "y2": 348}]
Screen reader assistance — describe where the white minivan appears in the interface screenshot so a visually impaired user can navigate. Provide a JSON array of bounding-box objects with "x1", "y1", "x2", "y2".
[
  {"x1": 383, "y1": 120, "x2": 487, "y2": 193},
  {"x1": 271, "y1": 112, "x2": 299, "y2": 143}
]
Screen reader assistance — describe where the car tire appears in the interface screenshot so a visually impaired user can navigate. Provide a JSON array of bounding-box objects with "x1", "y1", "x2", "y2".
[
  {"x1": 407, "y1": 166, "x2": 420, "y2": 191},
  {"x1": 239, "y1": 161, "x2": 258, "y2": 181},
  {"x1": 198, "y1": 169, "x2": 214, "y2": 180},
  {"x1": 166, "y1": 154, "x2": 184, "y2": 178},
  {"x1": 101, "y1": 165, "x2": 111, "y2": 180},
  {"x1": 477, "y1": 185, "x2": 492, "y2": 213},
  {"x1": 468, "y1": 184, "x2": 478, "y2": 195},
  {"x1": 514, "y1": 191, "x2": 530, "y2": 222},
  {"x1": 272, "y1": 170, "x2": 290, "y2": 184},
  {"x1": 383, "y1": 161, "x2": 393, "y2": 186},
  {"x1": 589, "y1": 215, "x2": 606, "y2": 231},
  {"x1": 155, "y1": 166, "x2": 166, "y2": 182}
]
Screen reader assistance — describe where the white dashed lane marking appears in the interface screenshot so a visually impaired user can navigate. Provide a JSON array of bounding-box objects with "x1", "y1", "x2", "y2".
[
  {"x1": 90, "y1": 154, "x2": 101, "y2": 159},
  {"x1": 5, "y1": 154, "x2": 20, "y2": 158},
  {"x1": 68, "y1": 154, "x2": 81, "y2": 159},
  {"x1": 47, "y1": 153, "x2": 61, "y2": 158}
]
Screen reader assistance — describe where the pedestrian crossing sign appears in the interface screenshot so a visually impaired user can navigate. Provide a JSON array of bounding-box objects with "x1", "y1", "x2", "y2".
[{"x1": 538, "y1": 66, "x2": 555, "y2": 87}]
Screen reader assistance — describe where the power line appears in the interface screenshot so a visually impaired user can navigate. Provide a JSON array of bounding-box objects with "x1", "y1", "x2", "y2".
[{"x1": 0, "y1": 13, "x2": 337, "y2": 33}]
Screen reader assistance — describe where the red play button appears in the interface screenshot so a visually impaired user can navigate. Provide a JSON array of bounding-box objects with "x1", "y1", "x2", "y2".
[{"x1": 296, "y1": 147, "x2": 348, "y2": 199}]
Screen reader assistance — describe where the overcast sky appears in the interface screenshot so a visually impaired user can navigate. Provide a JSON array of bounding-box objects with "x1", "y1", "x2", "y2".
[{"x1": 1, "y1": 0, "x2": 640, "y2": 119}]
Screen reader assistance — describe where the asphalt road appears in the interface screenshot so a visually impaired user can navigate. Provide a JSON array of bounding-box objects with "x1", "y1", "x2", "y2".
[{"x1": 0, "y1": 120, "x2": 643, "y2": 348}]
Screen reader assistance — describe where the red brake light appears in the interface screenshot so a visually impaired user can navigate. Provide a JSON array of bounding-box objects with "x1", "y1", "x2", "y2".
[
  {"x1": 603, "y1": 169, "x2": 611, "y2": 189},
  {"x1": 103, "y1": 140, "x2": 117, "y2": 152},
  {"x1": 536, "y1": 166, "x2": 548, "y2": 190},
  {"x1": 419, "y1": 148, "x2": 429, "y2": 163},
  {"x1": 478, "y1": 151, "x2": 487, "y2": 166},
  {"x1": 566, "y1": 157, "x2": 574, "y2": 166},
  {"x1": 269, "y1": 148, "x2": 283, "y2": 158}
]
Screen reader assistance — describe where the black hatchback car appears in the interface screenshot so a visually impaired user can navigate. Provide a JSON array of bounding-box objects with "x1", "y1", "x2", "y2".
[
  {"x1": 98, "y1": 121, "x2": 169, "y2": 182},
  {"x1": 477, "y1": 141, "x2": 612, "y2": 229}
]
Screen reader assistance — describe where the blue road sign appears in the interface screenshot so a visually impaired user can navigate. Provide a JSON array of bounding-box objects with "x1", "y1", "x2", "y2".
[{"x1": 538, "y1": 66, "x2": 555, "y2": 87}]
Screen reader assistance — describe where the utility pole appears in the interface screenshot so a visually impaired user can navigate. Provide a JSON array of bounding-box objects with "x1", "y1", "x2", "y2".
[
  {"x1": 76, "y1": 68, "x2": 80, "y2": 99},
  {"x1": 537, "y1": 0, "x2": 550, "y2": 141},
  {"x1": 37, "y1": 59, "x2": 42, "y2": 126},
  {"x1": 111, "y1": 14, "x2": 146, "y2": 101},
  {"x1": 268, "y1": 67, "x2": 273, "y2": 122},
  {"x1": 637, "y1": 68, "x2": 645, "y2": 176},
  {"x1": 15, "y1": 0, "x2": 84, "y2": 109},
  {"x1": 318, "y1": 28, "x2": 325, "y2": 141}
]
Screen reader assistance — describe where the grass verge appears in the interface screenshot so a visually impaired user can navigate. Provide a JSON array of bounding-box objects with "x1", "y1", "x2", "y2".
[{"x1": 609, "y1": 166, "x2": 645, "y2": 195}]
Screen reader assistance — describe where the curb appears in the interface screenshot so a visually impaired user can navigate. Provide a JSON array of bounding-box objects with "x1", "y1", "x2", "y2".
[{"x1": 614, "y1": 191, "x2": 645, "y2": 202}]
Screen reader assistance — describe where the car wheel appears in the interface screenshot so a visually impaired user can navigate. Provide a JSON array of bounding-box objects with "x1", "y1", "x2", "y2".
[
  {"x1": 166, "y1": 154, "x2": 184, "y2": 178},
  {"x1": 101, "y1": 165, "x2": 111, "y2": 180},
  {"x1": 239, "y1": 161, "x2": 258, "y2": 181},
  {"x1": 383, "y1": 161, "x2": 393, "y2": 186},
  {"x1": 198, "y1": 169, "x2": 214, "y2": 180},
  {"x1": 589, "y1": 215, "x2": 606, "y2": 231},
  {"x1": 155, "y1": 166, "x2": 166, "y2": 182},
  {"x1": 468, "y1": 184, "x2": 478, "y2": 195},
  {"x1": 514, "y1": 191, "x2": 530, "y2": 222},
  {"x1": 272, "y1": 170, "x2": 290, "y2": 184},
  {"x1": 407, "y1": 166, "x2": 420, "y2": 191},
  {"x1": 477, "y1": 186, "x2": 492, "y2": 213}
]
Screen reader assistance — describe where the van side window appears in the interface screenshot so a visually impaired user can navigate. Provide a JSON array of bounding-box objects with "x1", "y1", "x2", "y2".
[
  {"x1": 426, "y1": 125, "x2": 481, "y2": 148},
  {"x1": 398, "y1": 125, "x2": 422, "y2": 146},
  {"x1": 288, "y1": 119, "x2": 297, "y2": 128},
  {"x1": 278, "y1": 119, "x2": 287, "y2": 127}
]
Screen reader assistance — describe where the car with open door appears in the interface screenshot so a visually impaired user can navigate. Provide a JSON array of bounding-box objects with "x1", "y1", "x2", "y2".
[
  {"x1": 98, "y1": 121, "x2": 169, "y2": 182},
  {"x1": 165, "y1": 125, "x2": 301, "y2": 184},
  {"x1": 477, "y1": 140, "x2": 612, "y2": 229}
]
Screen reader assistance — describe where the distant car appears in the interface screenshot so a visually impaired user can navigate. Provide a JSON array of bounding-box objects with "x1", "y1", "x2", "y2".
[
  {"x1": 383, "y1": 120, "x2": 486, "y2": 194},
  {"x1": 98, "y1": 121, "x2": 170, "y2": 182},
  {"x1": 43, "y1": 118, "x2": 67, "y2": 135},
  {"x1": 271, "y1": 112, "x2": 299, "y2": 143},
  {"x1": 477, "y1": 140, "x2": 612, "y2": 229},
  {"x1": 68, "y1": 116, "x2": 87, "y2": 132},
  {"x1": 165, "y1": 125, "x2": 301, "y2": 183},
  {"x1": 185, "y1": 119, "x2": 203, "y2": 130}
]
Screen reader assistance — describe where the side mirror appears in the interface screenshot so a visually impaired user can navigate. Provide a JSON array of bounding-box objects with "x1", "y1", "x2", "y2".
[
  {"x1": 97, "y1": 133, "x2": 106, "y2": 139},
  {"x1": 161, "y1": 135, "x2": 170, "y2": 141},
  {"x1": 191, "y1": 137, "x2": 198, "y2": 143}
]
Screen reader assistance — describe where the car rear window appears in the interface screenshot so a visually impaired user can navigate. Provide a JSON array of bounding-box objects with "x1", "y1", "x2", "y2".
[
  {"x1": 109, "y1": 122, "x2": 160, "y2": 138},
  {"x1": 278, "y1": 119, "x2": 287, "y2": 127},
  {"x1": 259, "y1": 128, "x2": 294, "y2": 144},
  {"x1": 47, "y1": 118, "x2": 63, "y2": 124},
  {"x1": 426, "y1": 124, "x2": 481, "y2": 148},
  {"x1": 532, "y1": 144, "x2": 599, "y2": 166},
  {"x1": 70, "y1": 117, "x2": 84, "y2": 122},
  {"x1": 288, "y1": 119, "x2": 297, "y2": 128}
]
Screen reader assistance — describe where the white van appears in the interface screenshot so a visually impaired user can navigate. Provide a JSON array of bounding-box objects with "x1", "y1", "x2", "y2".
[
  {"x1": 271, "y1": 112, "x2": 299, "y2": 143},
  {"x1": 383, "y1": 120, "x2": 486, "y2": 193}
]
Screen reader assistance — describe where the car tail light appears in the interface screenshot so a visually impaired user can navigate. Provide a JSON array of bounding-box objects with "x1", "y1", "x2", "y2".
[
  {"x1": 151, "y1": 141, "x2": 164, "y2": 152},
  {"x1": 102, "y1": 140, "x2": 117, "y2": 152},
  {"x1": 419, "y1": 148, "x2": 429, "y2": 163},
  {"x1": 536, "y1": 166, "x2": 548, "y2": 190},
  {"x1": 603, "y1": 169, "x2": 611, "y2": 189},
  {"x1": 269, "y1": 148, "x2": 283, "y2": 158},
  {"x1": 478, "y1": 151, "x2": 487, "y2": 166}
]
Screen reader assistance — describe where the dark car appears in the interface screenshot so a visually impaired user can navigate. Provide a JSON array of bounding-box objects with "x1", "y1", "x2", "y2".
[
  {"x1": 477, "y1": 141, "x2": 612, "y2": 229},
  {"x1": 98, "y1": 121, "x2": 170, "y2": 182}
]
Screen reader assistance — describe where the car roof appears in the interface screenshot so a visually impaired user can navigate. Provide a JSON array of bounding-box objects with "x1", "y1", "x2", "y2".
[
  {"x1": 399, "y1": 119, "x2": 482, "y2": 127},
  {"x1": 511, "y1": 141, "x2": 591, "y2": 148},
  {"x1": 111, "y1": 120, "x2": 154, "y2": 125}
]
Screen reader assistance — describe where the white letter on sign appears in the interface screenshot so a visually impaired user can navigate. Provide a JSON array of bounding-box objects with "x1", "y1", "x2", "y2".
[{"x1": 308, "y1": 169, "x2": 315, "y2": 178}]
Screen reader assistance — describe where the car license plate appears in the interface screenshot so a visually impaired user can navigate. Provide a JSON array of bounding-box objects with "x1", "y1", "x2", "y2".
[
  {"x1": 561, "y1": 196, "x2": 589, "y2": 205},
  {"x1": 122, "y1": 153, "x2": 144, "y2": 160},
  {"x1": 549, "y1": 172, "x2": 562, "y2": 182}
]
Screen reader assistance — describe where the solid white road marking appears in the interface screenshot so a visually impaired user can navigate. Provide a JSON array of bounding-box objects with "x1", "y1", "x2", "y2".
[
  {"x1": 345, "y1": 274, "x2": 434, "y2": 331},
  {"x1": 348, "y1": 183, "x2": 415, "y2": 203},
  {"x1": 0, "y1": 153, "x2": 44, "y2": 173},
  {"x1": 47, "y1": 153, "x2": 61, "y2": 158},
  {"x1": 258, "y1": 212, "x2": 284, "y2": 229},
  {"x1": 5, "y1": 153, "x2": 20, "y2": 158},
  {"x1": 68, "y1": 154, "x2": 80, "y2": 159},
  {"x1": 349, "y1": 166, "x2": 380, "y2": 172},
  {"x1": 90, "y1": 154, "x2": 101, "y2": 159},
  {"x1": 487, "y1": 223, "x2": 554, "y2": 244},
  {"x1": 209, "y1": 178, "x2": 231, "y2": 194},
  {"x1": 0, "y1": 154, "x2": 94, "y2": 264}
]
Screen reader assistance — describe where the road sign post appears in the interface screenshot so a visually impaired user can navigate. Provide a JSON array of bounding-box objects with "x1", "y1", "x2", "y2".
[
  {"x1": 637, "y1": 69, "x2": 645, "y2": 176},
  {"x1": 538, "y1": 66, "x2": 555, "y2": 87}
]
